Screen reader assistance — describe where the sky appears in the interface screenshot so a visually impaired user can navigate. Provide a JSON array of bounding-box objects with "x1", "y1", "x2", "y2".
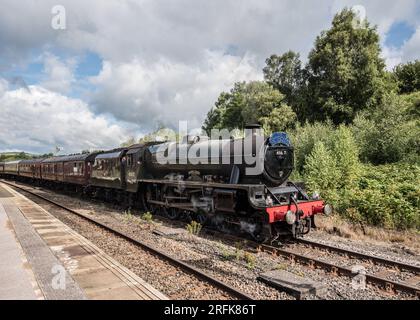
[{"x1": 0, "y1": 0, "x2": 419, "y2": 154}]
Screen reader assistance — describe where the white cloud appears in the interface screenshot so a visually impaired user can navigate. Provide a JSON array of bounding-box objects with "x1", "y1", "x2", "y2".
[
  {"x1": 0, "y1": 83, "x2": 128, "y2": 153},
  {"x1": 401, "y1": 26, "x2": 420, "y2": 62},
  {"x1": 41, "y1": 53, "x2": 76, "y2": 94},
  {"x1": 2, "y1": 0, "x2": 417, "y2": 66},
  {"x1": 0, "y1": 78, "x2": 8, "y2": 96},
  {"x1": 331, "y1": 0, "x2": 418, "y2": 37},
  {"x1": 381, "y1": 46, "x2": 403, "y2": 70},
  {"x1": 381, "y1": 26, "x2": 420, "y2": 70},
  {"x1": 89, "y1": 50, "x2": 262, "y2": 130},
  {"x1": 0, "y1": 0, "x2": 418, "y2": 153}
]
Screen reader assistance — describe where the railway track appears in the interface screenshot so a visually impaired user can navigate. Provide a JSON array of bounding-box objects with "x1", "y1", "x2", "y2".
[
  {"x1": 139, "y1": 207, "x2": 420, "y2": 298},
  {"x1": 254, "y1": 242, "x2": 420, "y2": 297},
  {"x1": 3, "y1": 179, "x2": 420, "y2": 299},
  {"x1": 1, "y1": 180, "x2": 254, "y2": 301},
  {"x1": 295, "y1": 238, "x2": 420, "y2": 274}
]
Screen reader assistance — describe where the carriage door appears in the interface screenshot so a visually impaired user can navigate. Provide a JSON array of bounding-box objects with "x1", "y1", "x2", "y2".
[
  {"x1": 125, "y1": 148, "x2": 141, "y2": 192},
  {"x1": 86, "y1": 161, "x2": 91, "y2": 177}
]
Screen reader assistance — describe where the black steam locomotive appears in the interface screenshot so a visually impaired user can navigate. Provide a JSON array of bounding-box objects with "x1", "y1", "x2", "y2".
[{"x1": 0, "y1": 125, "x2": 330, "y2": 241}]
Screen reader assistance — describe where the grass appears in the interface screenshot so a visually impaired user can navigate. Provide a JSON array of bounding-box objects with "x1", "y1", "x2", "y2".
[
  {"x1": 123, "y1": 208, "x2": 133, "y2": 221},
  {"x1": 186, "y1": 221, "x2": 202, "y2": 235},
  {"x1": 316, "y1": 214, "x2": 420, "y2": 253},
  {"x1": 243, "y1": 252, "x2": 256, "y2": 269},
  {"x1": 276, "y1": 263, "x2": 288, "y2": 271},
  {"x1": 221, "y1": 248, "x2": 236, "y2": 261},
  {"x1": 218, "y1": 242, "x2": 257, "y2": 270},
  {"x1": 141, "y1": 211, "x2": 153, "y2": 223}
]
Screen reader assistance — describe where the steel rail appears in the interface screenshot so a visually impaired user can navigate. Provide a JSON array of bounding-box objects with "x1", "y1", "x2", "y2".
[
  {"x1": 296, "y1": 238, "x2": 420, "y2": 274},
  {"x1": 3, "y1": 179, "x2": 419, "y2": 298},
  {"x1": 201, "y1": 229, "x2": 420, "y2": 297},
  {"x1": 1, "y1": 180, "x2": 254, "y2": 301},
  {"x1": 256, "y1": 243, "x2": 420, "y2": 297}
]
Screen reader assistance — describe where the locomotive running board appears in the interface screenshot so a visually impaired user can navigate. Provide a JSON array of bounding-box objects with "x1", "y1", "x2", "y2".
[{"x1": 138, "y1": 178, "x2": 259, "y2": 191}]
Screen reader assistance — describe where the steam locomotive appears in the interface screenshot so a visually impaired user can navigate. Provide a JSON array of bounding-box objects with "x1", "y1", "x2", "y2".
[{"x1": 0, "y1": 125, "x2": 331, "y2": 241}]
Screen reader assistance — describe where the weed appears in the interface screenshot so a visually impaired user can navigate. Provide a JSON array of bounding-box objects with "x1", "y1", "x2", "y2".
[
  {"x1": 141, "y1": 211, "x2": 153, "y2": 223},
  {"x1": 243, "y1": 252, "x2": 256, "y2": 269},
  {"x1": 186, "y1": 221, "x2": 202, "y2": 235},
  {"x1": 276, "y1": 263, "x2": 287, "y2": 271},
  {"x1": 123, "y1": 208, "x2": 133, "y2": 221}
]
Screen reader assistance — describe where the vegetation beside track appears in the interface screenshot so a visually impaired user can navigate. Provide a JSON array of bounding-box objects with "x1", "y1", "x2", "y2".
[{"x1": 200, "y1": 9, "x2": 420, "y2": 231}]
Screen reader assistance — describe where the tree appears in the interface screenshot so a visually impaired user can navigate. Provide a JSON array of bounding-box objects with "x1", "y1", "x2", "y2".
[
  {"x1": 393, "y1": 60, "x2": 420, "y2": 94},
  {"x1": 140, "y1": 127, "x2": 178, "y2": 143},
  {"x1": 351, "y1": 93, "x2": 419, "y2": 164},
  {"x1": 120, "y1": 137, "x2": 136, "y2": 147},
  {"x1": 400, "y1": 90, "x2": 420, "y2": 118},
  {"x1": 330, "y1": 126, "x2": 360, "y2": 188},
  {"x1": 263, "y1": 51, "x2": 303, "y2": 104},
  {"x1": 259, "y1": 105, "x2": 297, "y2": 135},
  {"x1": 17, "y1": 152, "x2": 31, "y2": 160},
  {"x1": 289, "y1": 121, "x2": 335, "y2": 173},
  {"x1": 202, "y1": 92, "x2": 230, "y2": 132},
  {"x1": 305, "y1": 8, "x2": 389, "y2": 124},
  {"x1": 202, "y1": 81, "x2": 296, "y2": 134},
  {"x1": 304, "y1": 141, "x2": 340, "y2": 197}
]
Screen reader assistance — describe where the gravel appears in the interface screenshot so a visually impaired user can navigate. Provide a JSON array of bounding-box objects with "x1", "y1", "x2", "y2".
[
  {"x1": 282, "y1": 242, "x2": 419, "y2": 284},
  {"x1": 305, "y1": 229, "x2": 420, "y2": 267},
  {"x1": 12, "y1": 182, "x2": 420, "y2": 300}
]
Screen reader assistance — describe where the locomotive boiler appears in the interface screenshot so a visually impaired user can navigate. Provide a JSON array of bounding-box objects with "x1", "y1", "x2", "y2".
[{"x1": 143, "y1": 125, "x2": 294, "y2": 187}]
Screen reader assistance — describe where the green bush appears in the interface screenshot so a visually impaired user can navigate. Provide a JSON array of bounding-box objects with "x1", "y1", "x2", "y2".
[
  {"x1": 303, "y1": 141, "x2": 340, "y2": 203},
  {"x1": 400, "y1": 91, "x2": 420, "y2": 118},
  {"x1": 302, "y1": 125, "x2": 361, "y2": 204},
  {"x1": 295, "y1": 120, "x2": 419, "y2": 230},
  {"x1": 330, "y1": 125, "x2": 361, "y2": 189},
  {"x1": 290, "y1": 121, "x2": 335, "y2": 172},
  {"x1": 334, "y1": 164, "x2": 420, "y2": 230},
  {"x1": 351, "y1": 93, "x2": 419, "y2": 164}
]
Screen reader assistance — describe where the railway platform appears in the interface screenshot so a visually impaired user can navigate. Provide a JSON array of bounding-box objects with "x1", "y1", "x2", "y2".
[{"x1": 0, "y1": 182, "x2": 168, "y2": 300}]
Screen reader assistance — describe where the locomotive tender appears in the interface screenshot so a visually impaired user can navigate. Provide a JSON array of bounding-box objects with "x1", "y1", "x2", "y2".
[{"x1": 0, "y1": 126, "x2": 331, "y2": 241}]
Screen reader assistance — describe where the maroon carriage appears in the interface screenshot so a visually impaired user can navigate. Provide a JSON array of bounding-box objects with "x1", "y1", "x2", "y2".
[
  {"x1": 19, "y1": 159, "x2": 43, "y2": 180},
  {"x1": 61, "y1": 153, "x2": 99, "y2": 186},
  {"x1": 41, "y1": 156, "x2": 65, "y2": 182}
]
